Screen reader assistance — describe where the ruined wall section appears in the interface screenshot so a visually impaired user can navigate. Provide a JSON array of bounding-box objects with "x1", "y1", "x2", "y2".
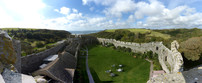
[
  {"x1": 12, "y1": 40, "x2": 21, "y2": 73},
  {"x1": 21, "y1": 41, "x2": 67, "y2": 74},
  {"x1": 97, "y1": 38, "x2": 183, "y2": 73}
]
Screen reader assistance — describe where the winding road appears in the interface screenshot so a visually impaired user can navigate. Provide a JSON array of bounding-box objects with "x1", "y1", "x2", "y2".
[{"x1": 85, "y1": 47, "x2": 95, "y2": 83}]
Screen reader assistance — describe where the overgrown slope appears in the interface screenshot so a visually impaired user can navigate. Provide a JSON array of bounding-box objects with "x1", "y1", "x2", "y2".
[{"x1": 2, "y1": 28, "x2": 71, "y2": 56}]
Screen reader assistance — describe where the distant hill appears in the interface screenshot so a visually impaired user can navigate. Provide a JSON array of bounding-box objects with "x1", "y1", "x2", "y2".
[
  {"x1": 1, "y1": 28, "x2": 71, "y2": 56},
  {"x1": 105, "y1": 28, "x2": 171, "y2": 39}
]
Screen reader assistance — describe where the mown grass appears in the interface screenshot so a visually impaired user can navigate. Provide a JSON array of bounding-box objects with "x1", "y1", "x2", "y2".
[
  {"x1": 88, "y1": 45, "x2": 150, "y2": 83},
  {"x1": 148, "y1": 31, "x2": 171, "y2": 39}
]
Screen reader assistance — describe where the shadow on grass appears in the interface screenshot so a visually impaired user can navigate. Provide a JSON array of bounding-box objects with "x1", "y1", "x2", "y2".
[{"x1": 90, "y1": 67, "x2": 113, "y2": 83}]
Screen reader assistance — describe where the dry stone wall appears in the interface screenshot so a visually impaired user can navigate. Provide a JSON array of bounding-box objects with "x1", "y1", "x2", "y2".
[
  {"x1": 97, "y1": 38, "x2": 183, "y2": 73},
  {"x1": 21, "y1": 41, "x2": 67, "y2": 74}
]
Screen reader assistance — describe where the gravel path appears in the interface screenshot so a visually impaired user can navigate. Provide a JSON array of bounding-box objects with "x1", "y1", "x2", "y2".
[{"x1": 146, "y1": 59, "x2": 153, "y2": 79}]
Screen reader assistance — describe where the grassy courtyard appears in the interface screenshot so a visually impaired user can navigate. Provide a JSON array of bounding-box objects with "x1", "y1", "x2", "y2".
[{"x1": 88, "y1": 45, "x2": 150, "y2": 83}]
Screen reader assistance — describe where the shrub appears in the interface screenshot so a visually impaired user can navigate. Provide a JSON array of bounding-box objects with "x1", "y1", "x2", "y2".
[
  {"x1": 180, "y1": 37, "x2": 202, "y2": 61},
  {"x1": 36, "y1": 42, "x2": 44, "y2": 48}
]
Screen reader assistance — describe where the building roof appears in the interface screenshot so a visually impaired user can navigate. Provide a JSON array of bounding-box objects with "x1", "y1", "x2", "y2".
[
  {"x1": 39, "y1": 64, "x2": 47, "y2": 69},
  {"x1": 44, "y1": 55, "x2": 58, "y2": 62}
]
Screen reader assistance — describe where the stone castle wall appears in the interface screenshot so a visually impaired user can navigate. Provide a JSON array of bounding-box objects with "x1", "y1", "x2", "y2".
[
  {"x1": 21, "y1": 41, "x2": 67, "y2": 74},
  {"x1": 97, "y1": 38, "x2": 183, "y2": 73}
]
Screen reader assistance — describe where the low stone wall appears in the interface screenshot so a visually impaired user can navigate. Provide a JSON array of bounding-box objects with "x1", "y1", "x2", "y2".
[
  {"x1": 21, "y1": 41, "x2": 67, "y2": 74},
  {"x1": 97, "y1": 38, "x2": 183, "y2": 74},
  {"x1": 32, "y1": 38, "x2": 81, "y2": 82}
]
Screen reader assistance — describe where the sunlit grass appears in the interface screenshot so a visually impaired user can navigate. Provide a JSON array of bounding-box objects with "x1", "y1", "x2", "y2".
[
  {"x1": 105, "y1": 28, "x2": 171, "y2": 39},
  {"x1": 88, "y1": 45, "x2": 150, "y2": 83}
]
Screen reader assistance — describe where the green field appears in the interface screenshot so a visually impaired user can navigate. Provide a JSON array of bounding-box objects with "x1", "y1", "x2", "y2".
[
  {"x1": 88, "y1": 45, "x2": 150, "y2": 83},
  {"x1": 105, "y1": 28, "x2": 151, "y2": 34},
  {"x1": 105, "y1": 28, "x2": 170, "y2": 39}
]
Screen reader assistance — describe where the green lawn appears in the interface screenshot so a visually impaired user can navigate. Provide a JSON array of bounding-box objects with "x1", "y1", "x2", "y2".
[{"x1": 88, "y1": 45, "x2": 150, "y2": 83}]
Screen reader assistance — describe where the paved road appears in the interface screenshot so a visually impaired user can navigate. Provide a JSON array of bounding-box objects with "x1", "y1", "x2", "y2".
[
  {"x1": 85, "y1": 48, "x2": 95, "y2": 83},
  {"x1": 146, "y1": 59, "x2": 153, "y2": 79}
]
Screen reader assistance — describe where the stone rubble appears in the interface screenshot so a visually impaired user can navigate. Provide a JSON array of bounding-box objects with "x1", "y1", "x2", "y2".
[
  {"x1": 0, "y1": 74, "x2": 5, "y2": 83},
  {"x1": 147, "y1": 72, "x2": 186, "y2": 83}
]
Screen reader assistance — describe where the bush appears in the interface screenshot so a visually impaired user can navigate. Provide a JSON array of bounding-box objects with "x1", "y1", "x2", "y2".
[
  {"x1": 36, "y1": 42, "x2": 44, "y2": 48},
  {"x1": 180, "y1": 37, "x2": 202, "y2": 61}
]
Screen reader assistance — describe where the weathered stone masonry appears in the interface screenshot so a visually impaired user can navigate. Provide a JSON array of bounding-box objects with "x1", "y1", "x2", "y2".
[
  {"x1": 97, "y1": 38, "x2": 183, "y2": 74},
  {"x1": 21, "y1": 41, "x2": 67, "y2": 74}
]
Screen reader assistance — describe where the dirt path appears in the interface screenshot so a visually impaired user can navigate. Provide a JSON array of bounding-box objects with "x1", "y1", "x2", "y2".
[
  {"x1": 85, "y1": 48, "x2": 95, "y2": 83},
  {"x1": 146, "y1": 59, "x2": 153, "y2": 79}
]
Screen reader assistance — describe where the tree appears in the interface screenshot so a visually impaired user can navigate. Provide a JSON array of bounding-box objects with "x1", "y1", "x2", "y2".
[{"x1": 180, "y1": 37, "x2": 202, "y2": 61}]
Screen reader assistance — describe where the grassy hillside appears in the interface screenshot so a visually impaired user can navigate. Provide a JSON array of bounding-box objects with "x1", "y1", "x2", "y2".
[
  {"x1": 1, "y1": 28, "x2": 71, "y2": 56},
  {"x1": 105, "y1": 28, "x2": 170, "y2": 39},
  {"x1": 105, "y1": 28, "x2": 151, "y2": 33},
  {"x1": 88, "y1": 45, "x2": 150, "y2": 83}
]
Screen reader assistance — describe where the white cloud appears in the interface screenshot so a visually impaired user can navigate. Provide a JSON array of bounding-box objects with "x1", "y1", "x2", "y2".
[
  {"x1": 82, "y1": 0, "x2": 117, "y2": 6},
  {"x1": 90, "y1": 7, "x2": 94, "y2": 11},
  {"x1": 1, "y1": 0, "x2": 202, "y2": 30},
  {"x1": 47, "y1": 6, "x2": 133, "y2": 30},
  {"x1": 54, "y1": 9, "x2": 59, "y2": 12},
  {"x1": 104, "y1": 0, "x2": 136, "y2": 17},
  {"x1": 135, "y1": 0, "x2": 165, "y2": 19},
  {"x1": 72, "y1": 8, "x2": 78, "y2": 13},
  {"x1": 0, "y1": 0, "x2": 46, "y2": 28},
  {"x1": 127, "y1": 14, "x2": 135, "y2": 23},
  {"x1": 59, "y1": 7, "x2": 71, "y2": 15},
  {"x1": 137, "y1": 5, "x2": 202, "y2": 28},
  {"x1": 67, "y1": 13, "x2": 83, "y2": 20}
]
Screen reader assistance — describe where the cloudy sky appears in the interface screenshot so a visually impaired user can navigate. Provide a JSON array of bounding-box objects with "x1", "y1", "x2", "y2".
[{"x1": 0, "y1": 0, "x2": 202, "y2": 31}]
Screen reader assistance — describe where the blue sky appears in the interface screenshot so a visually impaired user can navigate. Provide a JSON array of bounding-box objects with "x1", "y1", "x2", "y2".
[{"x1": 0, "y1": 0, "x2": 202, "y2": 31}]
